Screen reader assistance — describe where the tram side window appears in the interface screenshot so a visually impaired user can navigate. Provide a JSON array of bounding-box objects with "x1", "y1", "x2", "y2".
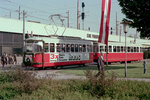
[
  {"x1": 90, "y1": 45, "x2": 92, "y2": 52},
  {"x1": 87, "y1": 45, "x2": 90, "y2": 52},
  {"x1": 113, "y1": 46, "x2": 116, "y2": 52},
  {"x1": 128, "y1": 47, "x2": 130, "y2": 52},
  {"x1": 137, "y1": 47, "x2": 139, "y2": 52},
  {"x1": 93, "y1": 45, "x2": 98, "y2": 53},
  {"x1": 134, "y1": 47, "x2": 136, "y2": 52},
  {"x1": 117, "y1": 46, "x2": 120, "y2": 52},
  {"x1": 121, "y1": 46, "x2": 124, "y2": 52},
  {"x1": 83, "y1": 44, "x2": 86, "y2": 52},
  {"x1": 50, "y1": 43, "x2": 55, "y2": 52},
  {"x1": 140, "y1": 47, "x2": 143, "y2": 52},
  {"x1": 34, "y1": 45, "x2": 42, "y2": 52},
  {"x1": 105, "y1": 46, "x2": 108, "y2": 52},
  {"x1": 109, "y1": 46, "x2": 112, "y2": 52},
  {"x1": 100, "y1": 46, "x2": 104, "y2": 52},
  {"x1": 131, "y1": 47, "x2": 134, "y2": 52},
  {"x1": 44, "y1": 43, "x2": 49, "y2": 52},
  {"x1": 79, "y1": 44, "x2": 82, "y2": 52},
  {"x1": 71, "y1": 44, "x2": 74, "y2": 52},
  {"x1": 75, "y1": 44, "x2": 78, "y2": 52},
  {"x1": 66, "y1": 44, "x2": 71, "y2": 52},
  {"x1": 56, "y1": 43, "x2": 61, "y2": 52},
  {"x1": 62, "y1": 44, "x2": 66, "y2": 52}
]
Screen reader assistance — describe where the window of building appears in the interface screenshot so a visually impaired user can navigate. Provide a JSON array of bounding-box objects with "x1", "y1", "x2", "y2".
[{"x1": 50, "y1": 43, "x2": 55, "y2": 52}]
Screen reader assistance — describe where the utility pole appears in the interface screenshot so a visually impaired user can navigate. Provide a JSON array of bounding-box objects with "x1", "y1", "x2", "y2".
[
  {"x1": 81, "y1": 2, "x2": 85, "y2": 30},
  {"x1": 22, "y1": 10, "x2": 26, "y2": 53},
  {"x1": 134, "y1": 29, "x2": 138, "y2": 43},
  {"x1": 19, "y1": 6, "x2": 21, "y2": 20},
  {"x1": 66, "y1": 11, "x2": 69, "y2": 28},
  {"x1": 77, "y1": 0, "x2": 79, "y2": 29},
  {"x1": 9, "y1": 11, "x2": 11, "y2": 18},
  {"x1": 119, "y1": 26, "x2": 122, "y2": 42},
  {"x1": 116, "y1": 12, "x2": 118, "y2": 35}
]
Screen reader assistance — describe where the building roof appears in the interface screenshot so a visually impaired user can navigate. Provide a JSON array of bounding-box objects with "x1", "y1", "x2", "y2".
[{"x1": 0, "y1": 17, "x2": 150, "y2": 47}]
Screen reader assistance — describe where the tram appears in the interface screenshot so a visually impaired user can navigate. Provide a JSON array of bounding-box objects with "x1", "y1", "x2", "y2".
[
  {"x1": 23, "y1": 36, "x2": 93, "y2": 68},
  {"x1": 93, "y1": 42, "x2": 143, "y2": 63},
  {"x1": 23, "y1": 35, "x2": 146, "y2": 68}
]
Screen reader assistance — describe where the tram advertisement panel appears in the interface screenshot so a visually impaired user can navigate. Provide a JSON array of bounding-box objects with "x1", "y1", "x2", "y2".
[{"x1": 49, "y1": 53, "x2": 89, "y2": 62}]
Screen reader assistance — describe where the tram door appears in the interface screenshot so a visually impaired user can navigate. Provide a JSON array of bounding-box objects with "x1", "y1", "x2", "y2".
[{"x1": 93, "y1": 42, "x2": 98, "y2": 53}]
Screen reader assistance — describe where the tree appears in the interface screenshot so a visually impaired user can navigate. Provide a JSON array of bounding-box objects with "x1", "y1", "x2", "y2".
[{"x1": 118, "y1": 0, "x2": 150, "y2": 39}]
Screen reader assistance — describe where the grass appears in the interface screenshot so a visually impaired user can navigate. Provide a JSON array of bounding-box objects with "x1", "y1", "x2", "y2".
[
  {"x1": 60, "y1": 61, "x2": 150, "y2": 78},
  {"x1": 0, "y1": 69, "x2": 150, "y2": 100}
]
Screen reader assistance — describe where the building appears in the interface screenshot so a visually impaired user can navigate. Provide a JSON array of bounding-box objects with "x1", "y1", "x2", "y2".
[{"x1": 0, "y1": 17, "x2": 150, "y2": 56}]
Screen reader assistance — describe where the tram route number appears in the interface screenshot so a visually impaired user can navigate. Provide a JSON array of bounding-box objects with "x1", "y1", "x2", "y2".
[{"x1": 50, "y1": 54, "x2": 58, "y2": 60}]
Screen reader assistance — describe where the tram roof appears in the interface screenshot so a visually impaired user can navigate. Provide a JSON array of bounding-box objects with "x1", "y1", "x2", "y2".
[
  {"x1": 26, "y1": 36, "x2": 93, "y2": 44},
  {"x1": 0, "y1": 17, "x2": 150, "y2": 47}
]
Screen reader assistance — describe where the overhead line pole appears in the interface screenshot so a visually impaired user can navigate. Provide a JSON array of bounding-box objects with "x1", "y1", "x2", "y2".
[
  {"x1": 19, "y1": 6, "x2": 21, "y2": 20},
  {"x1": 9, "y1": 11, "x2": 11, "y2": 18},
  {"x1": 119, "y1": 25, "x2": 121, "y2": 42},
  {"x1": 77, "y1": 0, "x2": 79, "y2": 29},
  {"x1": 22, "y1": 10, "x2": 26, "y2": 54},
  {"x1": 116, "y1": 12, "x2": 118, "y2": 35},
  {"x1": 66, "y1": 10, "x2": 69, "y2": 28}
]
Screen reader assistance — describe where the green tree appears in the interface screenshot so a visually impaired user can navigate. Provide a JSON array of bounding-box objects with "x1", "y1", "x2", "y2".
[{"x1": 118, "y1": 0, "x2": 150, "y2": 38}]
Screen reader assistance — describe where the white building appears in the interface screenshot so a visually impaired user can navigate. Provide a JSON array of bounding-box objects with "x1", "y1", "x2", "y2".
[{"x1": 0, "y1": 17, "x2": 149, "y2": 55}]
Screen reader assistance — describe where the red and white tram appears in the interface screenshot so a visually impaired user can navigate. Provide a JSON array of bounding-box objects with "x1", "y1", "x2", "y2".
[
  {"x1": 23, "y1": 36, "x2": 93, "y2": 68},
  {"x1": 23, "y1": 35, "x2": 145, "y2": 68},
  {"x1": 93, "y1": 42, "x2": 143, "y2": 63}
]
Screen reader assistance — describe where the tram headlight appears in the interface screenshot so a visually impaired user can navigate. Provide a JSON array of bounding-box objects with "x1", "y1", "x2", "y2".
[{"x1": 24, "y1": 55, "x2": 32, "y2": 66}]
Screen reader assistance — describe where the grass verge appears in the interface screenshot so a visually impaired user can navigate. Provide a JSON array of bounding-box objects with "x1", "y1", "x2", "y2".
[
  {"x1": 0, "y1": 69, "x2": 150, "y2": 100},
  {"x1": 60, "y1": 61, "x2": 150, "y2": 78}
]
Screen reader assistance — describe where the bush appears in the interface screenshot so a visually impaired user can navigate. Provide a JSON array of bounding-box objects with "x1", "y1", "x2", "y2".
[
  {"x1": 0, "y1": 69, "x2": 41, "y2": 94},
  {"x1": 84, "y1": 70, "x2": 117, "y2": 98},
  {"x1": 144, "y1": 50, "x2": 150, "y2": 59}
]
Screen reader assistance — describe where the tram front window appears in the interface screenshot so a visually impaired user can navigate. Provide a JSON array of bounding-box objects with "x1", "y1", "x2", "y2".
[{"x1": 25, "y1": 41, "x2": 43, "y2": 52}]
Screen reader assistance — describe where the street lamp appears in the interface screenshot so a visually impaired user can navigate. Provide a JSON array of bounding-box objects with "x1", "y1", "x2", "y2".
[{"x1": 120, "y1": 21, "x2": 130, "y2": 78}]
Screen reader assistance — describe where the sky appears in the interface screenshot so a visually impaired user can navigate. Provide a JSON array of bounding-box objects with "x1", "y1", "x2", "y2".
[{"x1": 0, "y1": 0, "x2": 138, "y2": 37}]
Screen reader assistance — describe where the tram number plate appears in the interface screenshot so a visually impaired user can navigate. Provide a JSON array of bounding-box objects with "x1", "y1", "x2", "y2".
[
  {"x1": 25, "y1": 55, "x2": 32, "y2": 62},
  {"x1": 69, "y1": 55, "x2": 81, "y2": 61}
]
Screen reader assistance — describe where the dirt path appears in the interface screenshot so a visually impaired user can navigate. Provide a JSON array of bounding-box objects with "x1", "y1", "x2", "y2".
[
  {"x1": 32, "y1": 70, "x2": 86, "y2": 80},
  {"x1": 1, "y1": 64, "x2": 150, "y2": 82}
]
